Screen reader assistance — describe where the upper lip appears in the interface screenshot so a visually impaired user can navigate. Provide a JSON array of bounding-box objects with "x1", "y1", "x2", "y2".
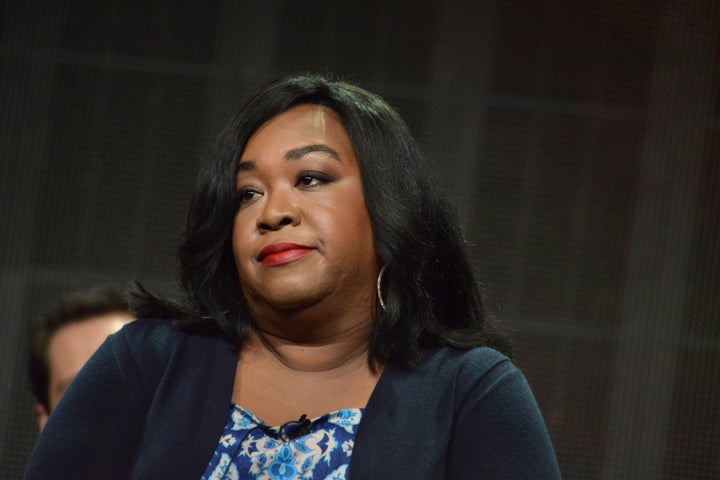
[{"x1": 257, "y1": 242, "x2": 313, "y2": 261}]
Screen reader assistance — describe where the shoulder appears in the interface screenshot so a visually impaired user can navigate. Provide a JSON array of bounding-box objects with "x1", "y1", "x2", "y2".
[
  {"x1": 421, "y1": 345, "x2": 510, "y2": 371},
  {"x1": 110, "y1": 317, "x2": 235, "y2": 370},
  {"x1": 91, "y1": 318, "x2": 183, "y2": 405},
  {"x1": 355, "y1": 347, "x2": 540, "y2": 478},
  {"x1": 106, "y1": 317, "x2": 236, "y2": 406},
  {"x1": 417, "y1": 346, "x2": 515, "y2": 389},
  {"x1": 392, "y1": 346, "x2": 534, "y2": 419},
  {"x1": 439, "y1": 346, "x2": 519, "y2": 393},
  {"x1": 110, "y1": 317, "x2": 182, "y2": 366},
  {"x1": 115, "y1": 317, "x2": 182, "y2": 347},
  {"x1": 376, "y1": 346, "x2": 518, "y2": 410}
]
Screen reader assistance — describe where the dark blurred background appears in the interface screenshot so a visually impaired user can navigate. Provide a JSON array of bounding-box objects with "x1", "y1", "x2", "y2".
[{"x1": 1, "y1": 1, "x2": 718, "y2": 478}]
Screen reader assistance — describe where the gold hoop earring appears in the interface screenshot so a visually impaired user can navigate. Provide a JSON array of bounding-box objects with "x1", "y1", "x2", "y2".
[{"x1": 376, "y1": 265, "x2": 387, "y2": 311}]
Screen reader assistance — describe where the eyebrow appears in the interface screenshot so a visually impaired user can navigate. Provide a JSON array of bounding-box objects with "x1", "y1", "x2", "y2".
[{"x1": 237, "y1": 144, "x2": 340, "y2": 172}]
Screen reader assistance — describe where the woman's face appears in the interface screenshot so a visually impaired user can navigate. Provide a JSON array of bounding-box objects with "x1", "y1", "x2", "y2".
[{"x1": 232, "y1": 104, "x2": 378, "y2": 317}]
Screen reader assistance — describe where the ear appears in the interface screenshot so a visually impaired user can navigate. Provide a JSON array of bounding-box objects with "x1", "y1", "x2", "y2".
[{"x1": 35, "y1": 403, "x2": 49, "y2": 432}]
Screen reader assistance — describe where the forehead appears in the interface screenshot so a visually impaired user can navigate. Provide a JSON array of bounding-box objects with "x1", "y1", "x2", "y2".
[
  {"x1": 241, "y1": 104, "x2": 353, "y2": 158},
  {"x1": 47, "y1": 313, "x2": 132, "y2": 374}
]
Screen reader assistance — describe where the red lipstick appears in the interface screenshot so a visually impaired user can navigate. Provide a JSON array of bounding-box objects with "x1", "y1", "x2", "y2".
[{"x1": 257, "y1": 242, "x2": 313, "y2": 267}]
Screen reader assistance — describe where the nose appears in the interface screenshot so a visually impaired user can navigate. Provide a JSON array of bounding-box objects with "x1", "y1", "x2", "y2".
[{"x1": 257, "y1": 187, "x2": 301, "y2": 232}]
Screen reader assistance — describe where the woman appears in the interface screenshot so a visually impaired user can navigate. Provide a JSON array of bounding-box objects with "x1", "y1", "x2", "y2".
[{"x1": 26, "y1": 74, "x2": 561, "y2": 479}]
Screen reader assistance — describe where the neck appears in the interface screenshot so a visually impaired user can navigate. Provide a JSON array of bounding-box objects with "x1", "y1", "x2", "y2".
[
  {"x1": 245, "y1": 293, "x2": 378, "y2": 372},
  {"x1": 248, "y1": 318, "x2": 373, "y2": 373},
  {"x1": 233, "y1": 311, "x2": 383, "y2": 425}
]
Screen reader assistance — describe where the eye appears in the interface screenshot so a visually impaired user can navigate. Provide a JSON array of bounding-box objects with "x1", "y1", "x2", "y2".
[
  {"x1": 235, "y1": 188, "x2": 262, "y2": 208},
  {"x1": 296, "y1": 171, "x2": 331, "y2": 189}
]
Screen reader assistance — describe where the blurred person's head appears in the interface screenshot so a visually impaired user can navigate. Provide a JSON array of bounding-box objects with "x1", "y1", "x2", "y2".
[{"x1": 28, "y1": 286, "x2": 133, "y2": 431}]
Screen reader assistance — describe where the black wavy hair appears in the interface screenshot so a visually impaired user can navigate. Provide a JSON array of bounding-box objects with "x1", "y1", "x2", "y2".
[{"x1": 134, "y1": 73, "x2": 511, "y2": 367}]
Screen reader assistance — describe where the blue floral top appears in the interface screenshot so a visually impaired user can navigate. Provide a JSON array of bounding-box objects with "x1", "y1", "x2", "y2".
[{"x1": 201, "y1": 404, "x2": 363, "y2": 480}]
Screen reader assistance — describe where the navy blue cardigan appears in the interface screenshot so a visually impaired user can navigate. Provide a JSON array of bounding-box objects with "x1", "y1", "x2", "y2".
[{"x1": 25, "y1": 318, "x2": 561, "y2": 479}]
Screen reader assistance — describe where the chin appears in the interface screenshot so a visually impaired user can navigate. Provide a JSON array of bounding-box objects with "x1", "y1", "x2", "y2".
[
  {"x1": 242, "y1": 272, "x2": 335, "y2": 312},
  {"x1": 249, "y1": 288, "x2": 325, "y2": 313},
  {"x1": 274, "y1": 293, "x2": 326, "y2": 311}
]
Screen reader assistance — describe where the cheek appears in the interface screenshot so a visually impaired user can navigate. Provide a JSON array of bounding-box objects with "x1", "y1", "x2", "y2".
[
  {"x1": 231, "y1": 216, "x2": 253, "y2": 270},
  {"x1": 329, "y1": 201, "x2": 376, "y2": 254},
  {"x1": 48, "y1": 388, "x2": 62, "y2": 411},
  {"x1": 347, "y1": 194, "x2": 375, "y2": 238}
]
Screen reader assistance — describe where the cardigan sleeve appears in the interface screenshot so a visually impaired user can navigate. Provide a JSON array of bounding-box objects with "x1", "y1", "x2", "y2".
[
  {"x1": 445, "y1": 357, "x2": 562, "y2": 479},
  {"x1": 24, "y1": 319, "x2": 175, "y2": 479}
]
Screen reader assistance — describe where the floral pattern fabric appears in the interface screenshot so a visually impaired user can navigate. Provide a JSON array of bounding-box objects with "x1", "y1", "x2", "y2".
[{"x1": 201, "y1": 404, "x2": 363, "y2": 480}]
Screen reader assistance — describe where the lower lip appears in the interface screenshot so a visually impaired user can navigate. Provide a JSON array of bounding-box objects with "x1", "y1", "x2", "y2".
[{"x1": 260, "y1": 248, "x2": 313, "y2": 267}]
